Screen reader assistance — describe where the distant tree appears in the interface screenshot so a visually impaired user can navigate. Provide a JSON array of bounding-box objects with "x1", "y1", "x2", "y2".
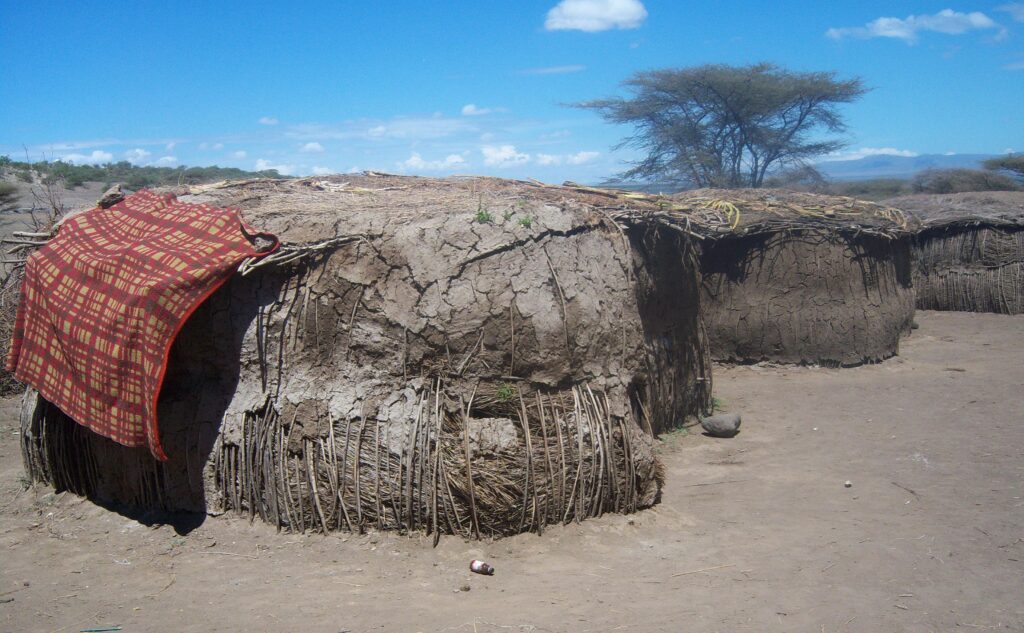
[
  {"x1": 577, "y1": 63, "x2": 867, "y2": 188},
  {"x1": 911, "y1": 168, "x2": 1021, "y2": 194},
  {"x1": 763, "y1": 164, "x2": 828, "y2": 192},
  {"x1": 982, "y1": 154, "x2": 1024, "y2": 181},
  {"x1": 826, "y1": 178, "x2": 911, "y2": 201}
]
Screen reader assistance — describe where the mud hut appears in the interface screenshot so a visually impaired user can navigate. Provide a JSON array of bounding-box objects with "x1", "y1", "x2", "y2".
[
  {"x1": 649, "y1": 189, "x2": 916, "y2": 366},
  {"x1": 884, "y1": 192, "x2": 1024, "y2": 314},
  {"x1": 18, "y1": 174, "x2": 713, "y2": 538}
]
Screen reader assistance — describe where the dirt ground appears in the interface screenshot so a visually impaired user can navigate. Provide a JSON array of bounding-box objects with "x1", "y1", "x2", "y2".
[{"x1": 1, "y1": 310, "x2": 1021, "y2": 633}]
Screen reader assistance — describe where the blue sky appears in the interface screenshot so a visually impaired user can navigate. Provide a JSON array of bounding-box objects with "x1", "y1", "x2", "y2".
[{"x1": 1, "y1": 1, "x2": 1022, "y2": 182}]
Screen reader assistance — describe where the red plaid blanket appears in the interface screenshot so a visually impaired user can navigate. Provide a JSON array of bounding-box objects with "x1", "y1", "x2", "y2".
[{"x1": 7, "y1": 190, "x2": 277, "y2": 460}]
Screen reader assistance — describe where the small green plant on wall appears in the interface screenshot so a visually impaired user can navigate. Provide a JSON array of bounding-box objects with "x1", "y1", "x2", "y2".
[{"x1": 496, "y1": 383, "x2": 516, "y2": 402}]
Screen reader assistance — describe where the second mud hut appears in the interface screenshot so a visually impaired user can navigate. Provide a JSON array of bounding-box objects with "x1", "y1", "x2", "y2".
[
  {"x1": 886, "y1": 192, "x2": 1024, "y2": 314},
  {"x1": 656, "y1": 189, "x2": 916, "y2": 366}
]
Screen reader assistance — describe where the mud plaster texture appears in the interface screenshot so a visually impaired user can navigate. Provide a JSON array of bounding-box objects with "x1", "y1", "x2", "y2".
[
  {"x1": 21, "y1": 174, "x2": 713, "y2": 537},
  {"x1": 699, "y1": 230, "x2": 916, "y2": 366}
]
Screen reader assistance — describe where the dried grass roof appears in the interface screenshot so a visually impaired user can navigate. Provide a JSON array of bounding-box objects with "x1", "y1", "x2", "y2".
[
  {"x1": 181, "y1": 175, "x2": 914, "y2": 252},
  {"x1": 184, "y1": 173, "x2": 641, "y2": 241},
  {"x1": 665, "y1": 188, "x2": 913, "y2": 239},
  {"x1": 883, "y1": 191, "x2": 1024, "y2": 229}
]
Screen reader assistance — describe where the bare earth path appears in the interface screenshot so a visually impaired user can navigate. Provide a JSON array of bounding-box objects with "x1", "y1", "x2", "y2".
[{"x1": 1, "y1": 311, "x2": 1022, "y2": 633}]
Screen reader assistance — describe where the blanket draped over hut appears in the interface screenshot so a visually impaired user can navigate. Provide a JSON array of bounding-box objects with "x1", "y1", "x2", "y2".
[{"x1": 6, "y1": 190, "x2": 278, "y2": 460}]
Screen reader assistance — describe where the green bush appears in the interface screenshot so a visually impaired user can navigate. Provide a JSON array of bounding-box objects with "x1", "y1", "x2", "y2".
[
  {"x1": 1, "y1": 158, "x2": 285, "y2": 191},
  {"x1": 826, "y1": 178, "x2": 912, "y2": 200},
  {"x1": 911, "y1": 169, "x2": 1021, "y2": 194},
  {"x1": 0, "y1": 182, "x2": 18, "y2": 211}
]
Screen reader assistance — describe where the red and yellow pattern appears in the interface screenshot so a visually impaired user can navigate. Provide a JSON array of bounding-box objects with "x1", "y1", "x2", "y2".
[{"x1": 6, "y1": 190, "x2": 277, "y2": 460}]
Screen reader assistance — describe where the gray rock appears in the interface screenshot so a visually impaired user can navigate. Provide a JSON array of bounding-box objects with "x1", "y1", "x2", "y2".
[{"x1": 700, "y1": 413, "x2": 741, "y2": 437}]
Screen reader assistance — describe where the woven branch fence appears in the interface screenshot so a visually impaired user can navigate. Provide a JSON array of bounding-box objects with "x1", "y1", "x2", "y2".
[{"x1": 914, "y1": 226, "x2": 1023, "y2": 314}]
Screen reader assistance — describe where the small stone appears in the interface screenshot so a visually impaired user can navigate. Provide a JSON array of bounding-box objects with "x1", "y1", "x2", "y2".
[
  {"x1": 459, "y1": 584, "x2": 471, "y2": 592},
  {"x1": 844, "y1": 481, "x2": 852, "y2": 488},
  {"x1": 97, "y1": 184, "x2": 125, "y2": 209},
  {"x1": 700, "y1": 413, "x2": 741, "y2": 438}
]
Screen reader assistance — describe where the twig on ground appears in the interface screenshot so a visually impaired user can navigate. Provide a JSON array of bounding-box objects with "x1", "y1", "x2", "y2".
[
  {"x1": 671, "y1": 563, "x2": 735, "y2": 577},
  {"x1": 198, "y1": 551, "x2": 258, "y2": 559}
]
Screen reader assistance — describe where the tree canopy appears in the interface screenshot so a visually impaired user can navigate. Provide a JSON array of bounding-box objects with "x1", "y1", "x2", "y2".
[
  {"x1": 577, "y1": 63, "x2": 867, "y2": 188},
  {"x1": 982, "y1": 154, "x2": 1024, "y2": 181}
]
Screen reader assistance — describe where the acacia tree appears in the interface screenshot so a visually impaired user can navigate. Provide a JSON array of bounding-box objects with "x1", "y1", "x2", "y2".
[{"x1": 578, "y1": 63, "x2": 867, "y2": 188}]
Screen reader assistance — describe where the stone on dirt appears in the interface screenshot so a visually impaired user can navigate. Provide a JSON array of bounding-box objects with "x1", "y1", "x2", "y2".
[{"x1": 700, "y1": 413, "x2": 742, "y2": 438}]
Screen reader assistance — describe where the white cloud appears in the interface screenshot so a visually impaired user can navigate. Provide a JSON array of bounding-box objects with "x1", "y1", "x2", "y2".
[
  {"x1": 819, "y1": 147, "x2": 919, "y2": 162},
  {"x1": 1005, "y1": 59, "x2": 1024, "y2": 70},
  {"x1": 399, "y1": 152, "x2": 467, "y2": 172},
  {"x1": 198, "y1": 142, "x2": 209, "y2": 150},
  {"x1": 255, "y1": 158, "x2": 295, "y2": 175},
  {"x1": 312, "y1": 166, "x2": 334, "y2": 175},
  {"x1": 166, "y1": 141, "x2": 177, "y2": 151},
  {"x1": 566, "y1": 150, "x2": 600, "y2": 165},
  {"x1": 826, "y1": 9, "x2": 1003, "y2": 43},
  {"x1": 541, "y1": 130, "x2": 572, "y2": 140},
  {"x1": 233, "y1": 150, "x2": 248, "y2": 159},
  {"x1": 124, "y1": 148, "x2": 152, "y2": 164},
  {"x1": 461, "y1": 104, "x2": 493, "y2": 116},
  {"x1": 61, "y1": 150, "x2": 113, "y2": 164},
  {"x1": 997, "y1": 3, "x2": 1024, "y2": 22},
  {"x1": 288, "y1": 116, "x2": 472, "y2": 142},
  {"x1": 517, "y1": 64, "x2": 586, "y2": 75},
  {"x1": 480, "y1": 132, "x2": 496, "y2": 142},
  {"x1": 535, "y1": 150, "x2": 600, "y2": 166},
  {"x1": 300, "y1": 142, "x2": 325, "y2": 153},
  {"x1": 155, "y1": 156, "x2": 178, "y2": 165},
  {"x1": 545, "y1": 0, "x2": 647, "y2": 32},
  {"x1": 212, "y1": 142, "x2": 224, "y2": 150},
  {"x1": 482, "y1": 145, "x2": 530, "y2": 167},
  {"x1": 259, "y1": 117, "x2": 279, "y2": 125}
]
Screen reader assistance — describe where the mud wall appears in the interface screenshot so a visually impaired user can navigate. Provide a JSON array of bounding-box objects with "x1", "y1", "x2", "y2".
[
  {"x1": 21, "y1": 187, "x2": 710, "y2": 536},
  {"x1": 699, "y1": 230, "x2": 915, "y2": 366},
  {"x1": 913, "y1": 226, "x2": 1023, "y2": 314}
]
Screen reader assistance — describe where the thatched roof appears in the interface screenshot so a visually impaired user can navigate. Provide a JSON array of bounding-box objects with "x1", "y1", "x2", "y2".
[
  {"x1": 663, "y1": 188, "x2": 913, "y2": 239},
  {"x1": 183, "y1": 174, "x2": 648, "y2": 242},
  {"x1": 180, "y1": 177, "x2": 913, "y2": 254},
  {"x1": 883, "y1": 191, "x2": 1024, "y2": 229}
]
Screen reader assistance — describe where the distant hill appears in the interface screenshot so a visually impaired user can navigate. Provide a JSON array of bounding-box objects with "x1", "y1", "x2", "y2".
[{"x1": 816, "y1": 154, "x2": 996, "y2": 181}]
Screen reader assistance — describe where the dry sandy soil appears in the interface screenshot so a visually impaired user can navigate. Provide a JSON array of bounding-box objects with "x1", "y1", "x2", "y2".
[{"x1": 1, "y1": 310, "x2": 1021, "y2": 633}]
